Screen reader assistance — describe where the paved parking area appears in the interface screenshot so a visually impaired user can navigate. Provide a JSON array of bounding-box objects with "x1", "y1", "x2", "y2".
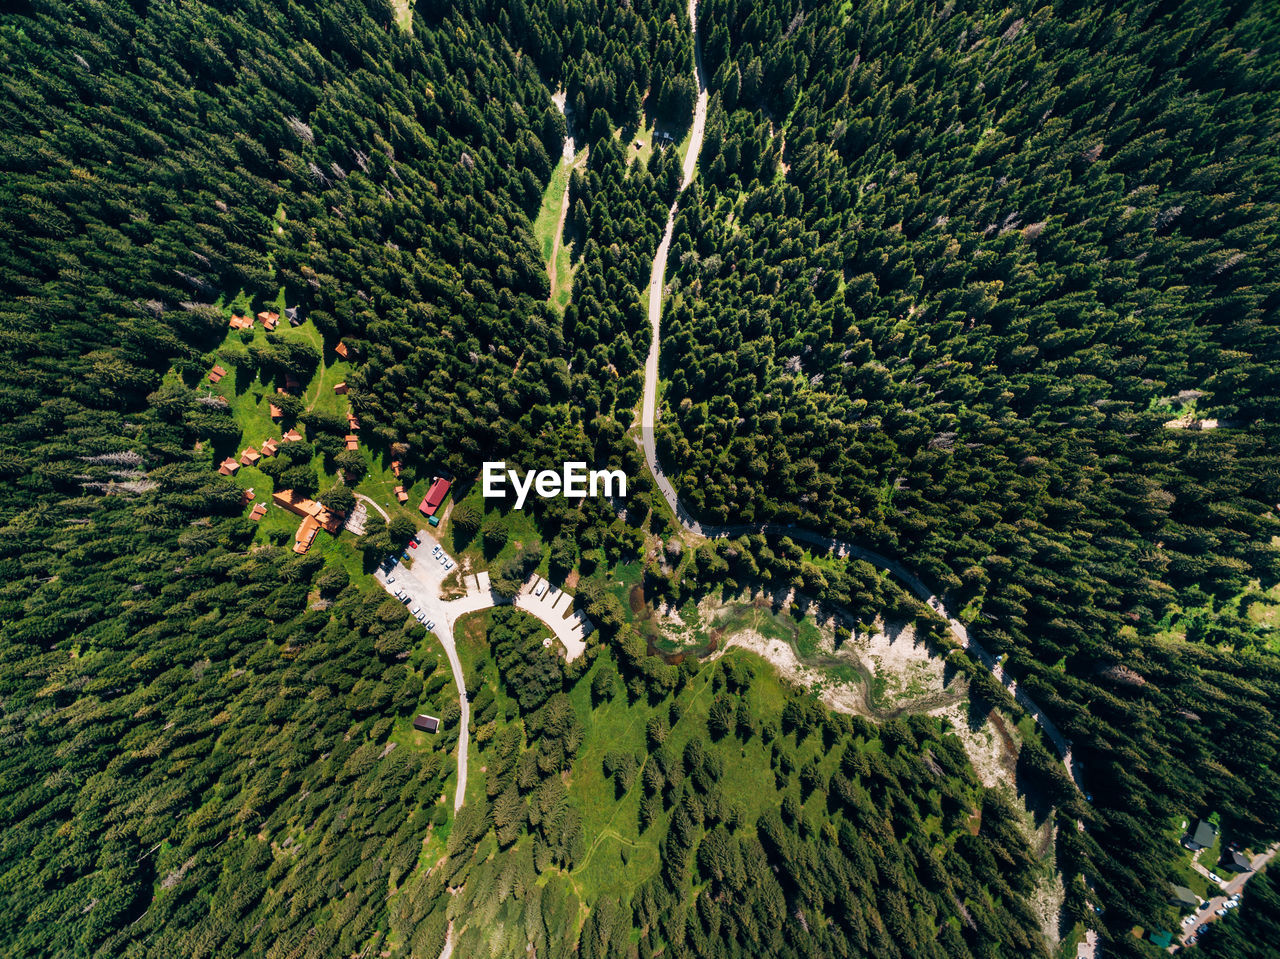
[
  {"x1": 375, "y1": 540, "x2": 597, "y2": 811},
  {"x1": 515, "y1": 576, "x2": 593, "y2": 661}
]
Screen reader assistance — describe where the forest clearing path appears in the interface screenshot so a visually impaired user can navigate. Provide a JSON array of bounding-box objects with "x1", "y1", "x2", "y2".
[
  {"x1": 353, "y1": 492, "x2": 389, "y2": 522},
  {"x1": 637, "y1": 0, "x2": 1081, "y2": 793}
]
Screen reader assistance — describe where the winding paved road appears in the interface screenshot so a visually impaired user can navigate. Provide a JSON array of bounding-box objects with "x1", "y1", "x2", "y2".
[{"x1": 638, "y1": 0, "x2": 1080, "y2": 789}]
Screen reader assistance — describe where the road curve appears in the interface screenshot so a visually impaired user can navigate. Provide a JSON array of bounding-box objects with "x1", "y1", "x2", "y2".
[{"x1": 638, "y1": 0, "x2": 1080, "y2": 788}]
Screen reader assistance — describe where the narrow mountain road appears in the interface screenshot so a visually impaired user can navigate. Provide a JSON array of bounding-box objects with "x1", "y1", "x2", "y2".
[{"x1": 638, "y1": 0, "x2": 1080, "y2": 790}]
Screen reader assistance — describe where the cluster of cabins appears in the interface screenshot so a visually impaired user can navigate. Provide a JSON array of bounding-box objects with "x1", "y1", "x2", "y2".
[
  {"x1": 229, "y1": 309, "x2": 282, "y2": 332},
  {"x1": 206, "y1": 322, "x2": 445, "y2": 550}
]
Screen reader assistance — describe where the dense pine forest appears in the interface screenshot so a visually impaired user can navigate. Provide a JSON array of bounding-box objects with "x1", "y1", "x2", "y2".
[{"x1": 1, "y1": 0, "x2": 1277, "y2": 957}]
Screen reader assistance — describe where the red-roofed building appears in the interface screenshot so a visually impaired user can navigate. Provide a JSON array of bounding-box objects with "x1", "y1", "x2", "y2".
[
  {"x1": 241, "y1": 488, "x2": 256, "y2": 505},
  {"x1": 219, "y1": 457, "x2": 240, "y2": 476},
  {"x1": 269, "y1": 403, "x2": 283, "y2": 420},
  {"x1": 333, "y1": 382, "x2": 348, "y2": 395},
  {"x1": 260, "y1": 438, "x2": 279, "y2": 457},
  {"x1": 334, "y1": 342, "x2": 349, "y2": 359},
  {"x1": 419, "y1": 477, "x2": 451, "y2": 517},
  {"x1": 257, "y1": 310, "x2": 279, "y2": 331},
  {"x1": 281, "y1": 428, "x2": 303, "y2": 443},
  {"x1": 391, "y1": 460, "x2": 401, "y2": 477},
  {"x1": 240, "y1": 447, "x2": 261, "y2": 467},
  {"x1": 229, "y1": 314, "x2": 253, "y2": 330},
  {"x1": 249, "y1": 503, "x2": 267, "y2": 521},
  {"x1": 346, "y1": 412, "x2": 360, "y2": 431},
  {"x1": 344, "y1": 434, "x2": 359, "y2": 452},
  {"x1": 209, "y1": 364, "x2": 226, "y2": 384},
  {"x1": 394, "y1": 485, "x2": 409, "y2": 503}
]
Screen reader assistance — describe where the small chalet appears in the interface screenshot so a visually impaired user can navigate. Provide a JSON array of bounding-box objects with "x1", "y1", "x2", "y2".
[
  {"x1": 333, "y1": 381, "x2": 348, "y2": 395},
  {"x1": 285, "y1": 305, "x2": 301, "y2": 326},
  {"x1": 334, "y1": 342, "x2": 349, "y2": 359},
  {"x1": 395, "y1": 485, "x2": 409, "y2": 504},
  {"x1": 260, "y1": 438, "x2": 279, "y2": 457},
  {"x1": 346, "y1": 412, "x2": 360, "y2": 431},
  {"x1": 208, "y1": 365, "x2": 226, "y2": 384},
  {"x1": 391, "y1": 460, "x2": 402, "y2": 477},
  {"x1": 240, "y1": 489, "x2": 256, "y2": 505},
  {"x1": 344, "y1": 434, "x2": 359, "y2": 452},
  {"x1": 413, "y1": 714, "x2": 440, "y2": 734},
  {"x1": 282, "y1": 428, "x2": 303, "y2": 443},
  {"x1": 1186, "y1": 819, "x2": 1218, "y2": 851},
  {"x1": 218, "y1": 457, "x2": 240, "y2": 476},
  {"x1": 249, "y1": 503, "x2": 267, "y2": 521},
  {"x1": 1168, "y1": 885, "x2": 1197, "y2": 909},
  {"x1": 419, "y1": 477, "x2": 451, "y2": 517},
  {"x1": 1222, "y1": 850, "x2": 1252, "y2": 873},
  {"x1": 229, "y1": 314, "x2": 253, "y2": 330},
  {"x1": 257, "y1": 310, "x2": 279, "y2": 331},
  {"x1": 240, "y1": 447, "x2": 261, "y2": 467},
  {"x1": 269, "y1": 403, "x2": 283, "y2": 420}
]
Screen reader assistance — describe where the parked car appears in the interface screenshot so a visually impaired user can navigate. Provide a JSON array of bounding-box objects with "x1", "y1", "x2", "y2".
[
  {"x1": 416, "y1": 612, "x2": 426, "y2": 623},
  {"x1": 386, "y1": 575, "x2": 395, "y2": 583},
  {"x1": 1209, "y1": 873, "x2": 1223, "y2": 883},
  {"x1": 1216, "y1": 908, "x2": 1227, "y2": 916},
  {"x1": 1182, "y1": 916, "x2": 1196, "y2": 927},
  {"x1": 412, "y1": 605, "x2": 421, "y2": 615},
  {"x1": 393, "y1": 588, "x2": 404, "y2": 598},
  {"x1": 1225, "y1": 900, "x2": 1239, "y2": 909},
  {"x1": 408, "y1": 540, "x2": 418, "y2": 550},
  {"x1": 425, "y1": 620, "x2": 435, "y2": 631},
  {"x1": 444, "y1": 562, "x2": 453, "y2": 571},
  {"x1": 533, "y1": 582, "x2": 546, "y2": 597},
  {"x1": 1200, "y1": 901, "x2": 1213, "y2": 911}
]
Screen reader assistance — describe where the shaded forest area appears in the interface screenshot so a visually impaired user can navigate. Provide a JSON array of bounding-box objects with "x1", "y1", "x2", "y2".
[
  {"x1": 1, "y1": 0, "x2": 1276, "y2": 956},
  {"x1": 659, "y1": 0, "x2": 1280, "y2": 947}
]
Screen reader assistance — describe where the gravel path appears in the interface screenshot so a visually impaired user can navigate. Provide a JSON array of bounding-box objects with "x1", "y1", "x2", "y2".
[{"x1": 637, "y1": 0, "x2": 1081, "y2": 792}]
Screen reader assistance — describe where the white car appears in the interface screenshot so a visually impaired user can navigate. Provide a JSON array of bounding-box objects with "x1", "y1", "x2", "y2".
[
  {"x1": 425, "y1": 620, "x2": 435, "y2": 631},
  {"x1": 1216, "y1": 908, "x2": 1228, "y2": 916},
  {"x1": 412, "y1": 605, "x2": 421, "y2": 615},
  {"x1": 533, "y1": 582, "x2": 546, "y2": 597},
  {"x1": 386, "y1": 575, "x2": 395, "y2": 583},
  {"x1": 1182, "y1": 916, "x2": 1196, "y2": 927},
  {"x1": 1231, "y1": 894, "x2": 1242, "y2": 902},
  {"x1": 444, "y1": 562, "x2": 453, "y2": 571},
  {"x1": 416, "y1": 612, "x2": 426, "y2": 623},
  {"x1": 1209, "y1": 873, "x2": 1223, "y2": 884},
  {"x1": 394, "y1": 588, "x2": 404, "y2": 599},
  {"x1": 1225, "y1": 900, "x2": 1239, "y2": 909}
]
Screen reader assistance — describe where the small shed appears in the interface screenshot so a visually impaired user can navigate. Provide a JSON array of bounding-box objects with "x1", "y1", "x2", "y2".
[
  {"x1": 394, "y1": 485, "x2": 409, "y2": 503},
  {"x1": 391, "y1": 460, "x2": 402, "y2": 477},
  {"x1": 269, "y1": 403, "x2": 283, "y2": 420},
  {"x1": 218, "y1": 457, "x2": 240, "y2": 476},
  {"x1": 208, "y1": 365, "x2": 226, "y2": 383},
  {"x1": 334, "y1": 342, "x2": 349, "y2": 359},
  {"x1": 344, "y1": 434, "x2": 359, "y2": 452},
  {"x1": 240, "y1": 489, "x2": 256, "y2": 505},
  {"x1": 282, "y1": 428, "x2": 303, "y2": 443},
  {"x1": 249, "y1": 503, "x2": 267, "y2": 521},
  {"x1": 413, "y1": 714, "x2": 440, "y2": 734},
  {"x1": 260, "y1": 438, "x2": 279, "y2": 457},
  {"x1": 240, "y1": 447, "x2": 261, "y2": 466},
  {"x1": 334, "y1": 382, "x2": 348, "y2": 395}
]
